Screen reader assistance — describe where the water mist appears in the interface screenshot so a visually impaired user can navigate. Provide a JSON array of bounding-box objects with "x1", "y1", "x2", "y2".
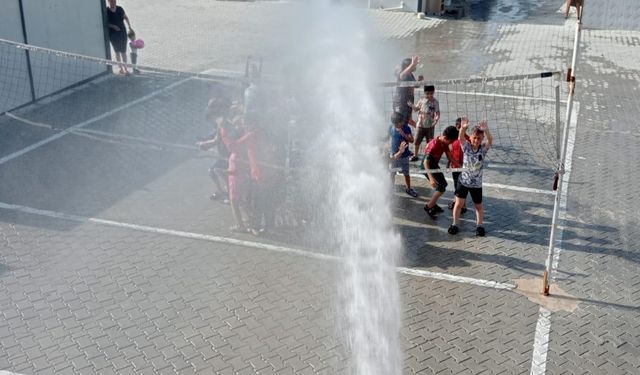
[{"x1": 284, "y1": 3, "x2": 404, "y2": 374}]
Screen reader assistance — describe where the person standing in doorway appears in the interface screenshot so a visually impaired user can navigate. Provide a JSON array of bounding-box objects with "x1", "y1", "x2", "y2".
[{"x1": 106, "y1": 0, "x2": 133, "y2": 75}]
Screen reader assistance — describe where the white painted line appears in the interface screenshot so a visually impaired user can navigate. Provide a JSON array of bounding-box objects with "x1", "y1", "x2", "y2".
[
  {"x1": 4, "y1": 112, "x2": 194, "y2": 151},
  {"x1": 73, "y1": 128, "x2": 195, "y2": 151},
  {"x1": 0, "y1": 68, "x2": 213, "y2": 166},
  {"x1": 479, "y1": 181, "x2": 555, "y2": 196},
  {"x1": 0, "y1": 201, "x2": 514, "y2": 291},
  {"x1": 69, "y1": 130, "x2": 163, "y2": 151},
  {"x1": 0, "y1": 371, "x2": 26, "y2": 375},
  {"x1": 397, "y1": 267, "x2": 515, "y2": 290},
  {"x1": 409, "y1": 173, "x2": 555, "y2": 195},
  {"x1": 529, "y1": 102, "x2": 578, "y2": 375},
  {"x1": 4, "y1": 112, "x2": 53, "y2": 129},
  {"x1": 530, "y1": 307, "x2": 552, "y2": 375}
]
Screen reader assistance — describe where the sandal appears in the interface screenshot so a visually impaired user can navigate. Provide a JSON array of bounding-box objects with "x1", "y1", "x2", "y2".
[{"x1": 229, "y1": 226, "x2": 246, "y2": 233}]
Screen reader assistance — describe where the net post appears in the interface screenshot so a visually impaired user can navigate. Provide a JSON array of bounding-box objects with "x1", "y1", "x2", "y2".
[
  {"x1": 542, "y1": 8, "x2": 583, "y2": 296},
  {"x1": 17, "y1": 0, "x2": 36, "y2": 102},
  {"x1": 555, "y1": 84, "x2": 561, "y2": 159},
  {"x1": 99, "y1": 0, "x2": 112, "y2": 64}
]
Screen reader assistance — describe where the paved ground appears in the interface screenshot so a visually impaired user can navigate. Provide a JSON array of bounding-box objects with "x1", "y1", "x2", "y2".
[{"x1": 1, "y1": 0, "x2": 640, "y2": 374}]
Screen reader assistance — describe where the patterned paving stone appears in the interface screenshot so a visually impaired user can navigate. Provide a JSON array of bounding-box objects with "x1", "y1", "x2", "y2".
[{"x1": 1, "y1": 1, "x2": 640, "y2": 374}]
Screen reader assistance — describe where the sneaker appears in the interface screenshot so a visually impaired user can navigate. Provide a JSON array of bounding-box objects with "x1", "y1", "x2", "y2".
[
  {"x1": 433, "y1": 204, "x2": 444, "y2": 213},
  {"x1": 448, "y1": 225, "x2": 459, "y2": 235},
  {"x1": 424, "y1": 205, "x2": 438, "y2": 219},
  {"x1": 476, "y1": 226, "x2": 486, "y2": 237},
  {"x1": 410, "y1": 156, "x2": 419, "y2": 162},
  {"x1": 210, "y1": 192, "x2": 228, "y2": 201},
  {"x1": 406, "y1": 188, "x2": 418, "y2": 198}
]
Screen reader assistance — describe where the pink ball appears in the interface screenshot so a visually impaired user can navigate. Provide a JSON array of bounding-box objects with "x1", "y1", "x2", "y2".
[{"x1": 132, "y1": 39, "x2": 145, "y2": 49}]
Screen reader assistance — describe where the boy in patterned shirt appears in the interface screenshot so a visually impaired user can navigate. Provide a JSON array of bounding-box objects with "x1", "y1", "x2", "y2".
[{"x1": 448, "y1": 117, "x2": 493, "y2": 236}]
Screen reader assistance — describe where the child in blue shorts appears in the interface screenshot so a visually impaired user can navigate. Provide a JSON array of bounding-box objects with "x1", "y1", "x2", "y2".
[{"x1": 389, "y1": 112, "x2": 418, "y2": 197}]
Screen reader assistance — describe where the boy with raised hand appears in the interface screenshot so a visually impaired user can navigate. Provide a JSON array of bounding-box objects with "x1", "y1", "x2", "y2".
[
  {"x1": 448, "y1": 117, "x2": 493, "y2": 237},
  {"x1": 393, "y1": 56, "x2": 422, "y2": 128},
  {"x1": 423, "y1": 125, "x2": 459, "y2": 219},
  {"x1": 389, "y1": 112, "x2": 418, "y2": 198}
]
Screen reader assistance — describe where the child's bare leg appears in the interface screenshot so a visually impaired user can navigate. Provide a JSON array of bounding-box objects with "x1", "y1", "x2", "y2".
[
  {"x1": 475, "y1": 203, "x2": 484, "y2": 226},
  {"x1": 210, "y1": 167, "x2": 227, "y2": 195},
  {"x1": 239, "y1": 202, "x2": 250, "y2": 228},
  {"x1": 403, "y1": 174, "x2": 412, "y2": 189},
  {"x1": 230, "y1": 201, "x2": 245, "y2": 229},
  {"x1": 427, "y1": 191, "x2": 443, "y2": 208},
  {"x1": 564, "y1": 0, "x2": 570, "y2": 18},
  {"x1": 414, "y1": 142, "x2": 421, "y2": 158},
  {"x1": 452, "y1": 197, "x2": 464, "y2": 225}
]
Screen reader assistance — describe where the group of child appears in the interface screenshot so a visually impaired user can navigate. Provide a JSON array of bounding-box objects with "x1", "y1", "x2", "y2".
[
  {"x1": 390, "y1": 57, "x2": 493, "y2": 236},
  {"x1": 196, "y1": 75, "x2": 284, "y2": 236}
]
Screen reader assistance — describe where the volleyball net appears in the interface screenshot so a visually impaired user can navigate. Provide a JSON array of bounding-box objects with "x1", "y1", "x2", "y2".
[{"x1": 1, "y1": 37, "x2": 563, "y2": 192}]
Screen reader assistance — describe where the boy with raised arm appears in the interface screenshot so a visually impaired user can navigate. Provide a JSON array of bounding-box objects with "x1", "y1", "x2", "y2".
[
  {"x1": 448, "y1": 117, "x2": 493, "y2": 237},
  {"x1": 389, "y1": 112, "x2": 419, "y2": 198}
]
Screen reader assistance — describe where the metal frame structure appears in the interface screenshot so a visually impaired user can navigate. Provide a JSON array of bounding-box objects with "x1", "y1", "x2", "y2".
[
  {"x1": 16, "y1": 0, "x2": 36, "y2": 102},
  {"x1": 542, "y1": 1, "x2": 584, "y2": 296}
]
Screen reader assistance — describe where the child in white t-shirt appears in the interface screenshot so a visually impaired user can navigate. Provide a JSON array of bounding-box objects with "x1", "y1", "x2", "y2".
[{"x1": 448, "y1": 117, "x2": 493, "y2": 237}]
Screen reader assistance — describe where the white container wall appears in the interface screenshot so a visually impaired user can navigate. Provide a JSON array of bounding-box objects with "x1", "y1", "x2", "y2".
[{"x1": 0, "y1": 0, "x2": 108, "y2": 111}]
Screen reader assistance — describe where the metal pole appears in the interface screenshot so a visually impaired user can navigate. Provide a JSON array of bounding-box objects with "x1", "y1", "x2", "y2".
[
  {"x1": 100, "y1": 0, "x2": 112, "y2": 62},
  {"x1": 555, "y1": 84, "x2": 561, "y2": 159},
  {"x1": 542, "y1": 11, "x2": 582, "y2": 296},
  {"x1": 17, "y1": 0, "x2": 36, "y2": 102}
]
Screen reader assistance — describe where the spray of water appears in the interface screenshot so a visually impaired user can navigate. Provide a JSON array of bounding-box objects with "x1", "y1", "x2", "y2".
[{"x1": 282, "y1": 3, "x2": 404, "y2": 374}]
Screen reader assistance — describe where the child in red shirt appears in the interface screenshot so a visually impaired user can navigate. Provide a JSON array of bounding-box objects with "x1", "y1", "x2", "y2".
[{"x1": 423, "y1": 126, "x2": 459, "y2": 219}]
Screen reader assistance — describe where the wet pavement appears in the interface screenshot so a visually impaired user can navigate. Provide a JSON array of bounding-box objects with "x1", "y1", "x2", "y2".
[{"x1": 1, "y1": 0, "x2": 640, "y2": 374}]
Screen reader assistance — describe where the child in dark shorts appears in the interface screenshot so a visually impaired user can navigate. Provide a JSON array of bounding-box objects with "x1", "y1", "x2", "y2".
[
  {"x1": 447, "y1": 117, "x2": 468, "y2": 214},
  {"x1": 196, "y1": 98, "x2": 232, "y2": 202},
  {"x1": 448, "y1": 117, "x2": 493, "y2": 236},
  {"x1": 423, "y1": 125, "x2": 459, "y2": 219}
]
